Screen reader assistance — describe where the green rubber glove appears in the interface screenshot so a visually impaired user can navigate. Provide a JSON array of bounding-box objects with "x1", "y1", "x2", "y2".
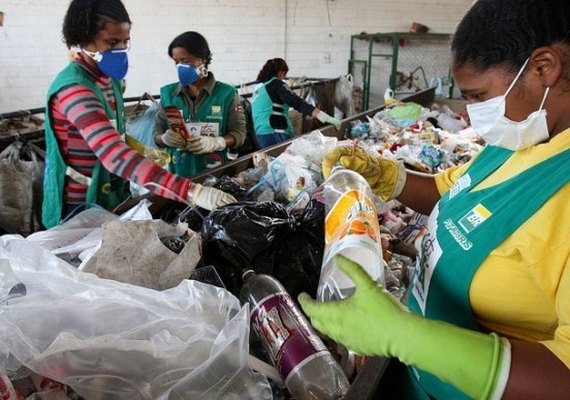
[
  {"x1": 321, "y1": 146, "x2": 406, "y2": 201},
  {"x1": 315, "y1": 110, "x2": 342, "y2": 130},
  {"x1": 298, "y1": 255, "x2": 509, "y2": 399}
]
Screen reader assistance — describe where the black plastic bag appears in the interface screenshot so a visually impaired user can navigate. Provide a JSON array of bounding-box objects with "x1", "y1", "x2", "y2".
[
  {"x1": 237, "y1": 98, "x2": 259, "y2": 157},
  {"x1": 175, "y1": 177, "x2": 247, "y2": 231},
  {"x1": 213, "y1": 176, "x2": 248, "y2": 200},
  {"x1": 201, "y1": 200, "x2": 324, "y2": 299}
]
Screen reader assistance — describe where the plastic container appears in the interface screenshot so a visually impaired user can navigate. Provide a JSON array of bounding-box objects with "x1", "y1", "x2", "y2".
[
  {"x1": 318, "y1": 167, "x2": 385, "y2": 301},
  {"x1": 240, "y1": 270, "x2": 350, "y2": 400}
]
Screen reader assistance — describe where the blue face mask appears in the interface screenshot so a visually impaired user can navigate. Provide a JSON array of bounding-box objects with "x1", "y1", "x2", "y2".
[
  {"x1": 176, "y1": 63, "x2": 201, "y2": 87},
  {"x1": 85, "y1": 48, "x2": 129, "y2": 80}
]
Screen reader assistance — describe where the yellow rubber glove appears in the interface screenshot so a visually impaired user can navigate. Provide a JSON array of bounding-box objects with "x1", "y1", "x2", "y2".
[
  {"x1": 322, "y1": 146, "x2": 406, "y2": 201},
  {"x1": 298, "y1": 255, "x2": 510, "y2": 400}
]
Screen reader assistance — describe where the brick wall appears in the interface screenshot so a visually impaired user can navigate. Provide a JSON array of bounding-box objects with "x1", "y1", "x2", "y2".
[{"x1": 0, "y1": 0, "x2": 472, "y2": 113}]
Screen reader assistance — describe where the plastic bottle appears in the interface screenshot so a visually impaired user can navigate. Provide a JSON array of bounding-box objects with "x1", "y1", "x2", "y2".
[
  {"x1": 240, "y1": 270, "x2": 350, "y2": 400},
  {"x1": 318, "y1": 167, "x2": 385, "y2": 301}
]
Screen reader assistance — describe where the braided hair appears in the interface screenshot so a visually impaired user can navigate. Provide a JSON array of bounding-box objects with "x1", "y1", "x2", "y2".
[
  {"x1": 451, "y1": 0, "x2": 570, "y2": 75},
  {"x1": 62, "y1": 0, "x2": 131, "y2": 48},
  {"x1": 168, "y1": 31, "x2": 213, "y2": 68},
  {"x1": 256, "y1": 58, "x2": 289, "y2": 83}
]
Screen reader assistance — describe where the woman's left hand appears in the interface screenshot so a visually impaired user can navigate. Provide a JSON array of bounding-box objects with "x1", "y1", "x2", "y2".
[{"x1": 299, "y1": 255, "x2": 509, "y2": 400}]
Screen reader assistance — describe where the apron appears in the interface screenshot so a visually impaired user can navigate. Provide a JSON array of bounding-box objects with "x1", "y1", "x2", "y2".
[
  {"x1": 251, "y1": 77, "x2": 295, "y2": 138},
  {"x1": 160, "y1": 81, "x2": 233, "y2": 177},
  {"x1": 406, "y1": 145, "x2": 570, "y2": 399},
  {"x1": 42, "y1": 62, "x2": 129, "y2": 228}
]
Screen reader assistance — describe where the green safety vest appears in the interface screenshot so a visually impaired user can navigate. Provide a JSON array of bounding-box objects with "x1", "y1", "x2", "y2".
[
  {"x1": 42, "y1": 62, "x2": 129, "y2": 228},
  {"x1": 160, "y1": 81, "x2": 234, "y2": 177},
  {"x1": 406, "y1": 145, "x2": 570, "y2": 399},
  {"x1": 251, "y1": 77, "x2": 295, "y2": 137}
]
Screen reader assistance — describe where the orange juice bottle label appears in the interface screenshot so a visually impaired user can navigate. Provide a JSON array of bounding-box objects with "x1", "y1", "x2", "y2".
[{"x1": 325, "y1": 190, "x2": 380, "y2": 245}]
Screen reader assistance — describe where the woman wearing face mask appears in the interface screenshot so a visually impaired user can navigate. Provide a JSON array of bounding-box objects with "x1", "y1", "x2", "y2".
[
  {"x1": 153, "y1": 31, "x2": 246, "y2": 176},
  {"x1": 251, "y1": 58, "x2": 342, "y2": 149},
  {"x1": 43, "y1": 0, "x2": 235, "y2": 228},
  {"x1": 298, "y1": 0, "x2": 570, "y2": 398}
]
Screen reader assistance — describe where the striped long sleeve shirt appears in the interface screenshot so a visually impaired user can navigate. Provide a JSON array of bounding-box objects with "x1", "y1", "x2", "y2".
[{"x1": 50, "y1": 54, "x2": 191, "y2": 205}]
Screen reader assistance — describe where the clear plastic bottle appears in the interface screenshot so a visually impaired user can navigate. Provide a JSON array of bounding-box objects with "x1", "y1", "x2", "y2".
[
  {"x1": 240, "y1": 270, "x2": 350, "y2": 400},
  {"x1": 318, "y1": 167, "x2": 385, "y2": 301}
]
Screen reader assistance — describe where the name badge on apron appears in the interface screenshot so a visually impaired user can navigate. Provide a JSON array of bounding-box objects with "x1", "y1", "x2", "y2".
[{"x1": 185, "y1": 122, "x2": 220, "y2": 137}]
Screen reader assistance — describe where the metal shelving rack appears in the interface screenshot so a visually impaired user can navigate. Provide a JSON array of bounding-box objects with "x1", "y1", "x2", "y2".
[{"x1": 349, "y1": 32, "x2": 453, "y2": 110}]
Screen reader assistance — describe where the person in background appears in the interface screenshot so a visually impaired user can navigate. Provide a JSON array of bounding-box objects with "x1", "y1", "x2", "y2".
[
  {"x1": 43, "y1": 0, "x2": 235, "y2": 228},
  {"x1": 251, "y1": 58, "x2": 341, "y2": 149},
  {"x1": 153, "y1": 31, "x2": 246, "y2": 176},
  {"x1": 299, "y1": 0, "x2": 570, "y2": 399}
]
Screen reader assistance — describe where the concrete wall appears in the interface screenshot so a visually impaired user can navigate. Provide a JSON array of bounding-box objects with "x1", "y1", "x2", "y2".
[{"x1": 0, "y1": 0, "x2": 472, "y2": 113}]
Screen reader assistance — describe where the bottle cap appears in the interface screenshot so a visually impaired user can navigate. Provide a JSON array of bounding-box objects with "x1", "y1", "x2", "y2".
[{"x1": 241, "y1": 269, "x2": 256, "y2": 281}]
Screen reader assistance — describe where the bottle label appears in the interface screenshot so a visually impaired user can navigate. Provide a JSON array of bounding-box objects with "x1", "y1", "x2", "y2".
[
  {"x1": 322, "y1": 189, "x2": 383, "y2": 288},
  {"x1": 250, "y1": 292, "x2": 328, "y2": 382}
]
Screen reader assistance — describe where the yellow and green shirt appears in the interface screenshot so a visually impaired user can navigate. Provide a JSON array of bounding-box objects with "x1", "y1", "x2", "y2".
[{"x1": 435, "y1": 128, "x2": 570, "y2": 367}]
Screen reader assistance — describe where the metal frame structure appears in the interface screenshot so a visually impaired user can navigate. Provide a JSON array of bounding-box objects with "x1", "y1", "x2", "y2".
[{"x1": 349, "y1": 32, "x2": 452, "y2": 110}]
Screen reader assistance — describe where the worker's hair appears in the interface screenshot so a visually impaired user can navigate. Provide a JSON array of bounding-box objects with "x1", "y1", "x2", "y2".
[
  {"x1": 451, "y1": 0, "x2": 570, "y2": 74},
  {"x1": 62, "y1": 0, "x2": 131, "y2": 49},
  {"x1": 168, "y1": 31, "x2": 212, "y2": 67},
  {"x1": 256, "y1": 58, "x2": 289, "y2": 83}
]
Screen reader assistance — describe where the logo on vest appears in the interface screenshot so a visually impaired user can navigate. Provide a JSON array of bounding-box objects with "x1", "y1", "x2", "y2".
[
  {"x1": 458, "y1": 203, "x2": 491, "y2": 234},
  {"x1": 209, "y1": 105, "x2": 222, "y2": 119}
]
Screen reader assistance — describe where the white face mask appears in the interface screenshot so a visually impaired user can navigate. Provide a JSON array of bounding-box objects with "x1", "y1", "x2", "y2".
[{"x1": 466, "y1": 58, "x2": 551, "y2": 151}]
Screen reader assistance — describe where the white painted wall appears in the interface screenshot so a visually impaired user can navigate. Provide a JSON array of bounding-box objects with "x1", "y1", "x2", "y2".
[{"x1": 0, "y1": 0, "x2": 472, "y2": 113}]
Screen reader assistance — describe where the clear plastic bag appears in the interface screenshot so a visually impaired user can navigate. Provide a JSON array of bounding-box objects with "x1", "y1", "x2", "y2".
[
  {"x1": 25, "y1": 208, "x2": 118, "y2": 257},
  {"x1": 0, "y1": 237, "x2": 270, "y2": 399}
]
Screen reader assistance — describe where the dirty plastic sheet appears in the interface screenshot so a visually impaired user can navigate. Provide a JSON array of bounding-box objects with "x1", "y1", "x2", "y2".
[
  {"x1": 0, "y1": 238, "x2": 271, "y2": 400},
  {"x1": 81, "y1": 219, "x2": 199, "y2": 290}
]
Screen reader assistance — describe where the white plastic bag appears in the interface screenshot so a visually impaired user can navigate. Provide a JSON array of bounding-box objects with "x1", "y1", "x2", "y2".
[
  {"x1": 335, "y1": 74, "x2": 356, "y2": 118},
  {"x1": 0, "y1": 237, "x2": 270, "y2": 399}
]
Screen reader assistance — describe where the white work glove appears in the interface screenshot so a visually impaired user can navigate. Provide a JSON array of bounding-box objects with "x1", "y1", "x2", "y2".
[
  {"x1": 188, "y1": 183, "x2": 236, "y2": 210},
  {"x1": 161, "y1": 129, "x2": 186, "y2": 148},
  {"x1": 316, "y1": 110, "x2": 342, "y2": 130},
  {"x1": 186, "y1": 136, "x2": 227, "y2": 154}
]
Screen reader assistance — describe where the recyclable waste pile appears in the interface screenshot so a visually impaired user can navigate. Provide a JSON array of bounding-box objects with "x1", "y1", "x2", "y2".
[
  {"x1": 347, "y1": 99, "x2": 482, "y2": 173},
  {"x1": 0, "y1": 97, "x2": 482, "y2": 399}
]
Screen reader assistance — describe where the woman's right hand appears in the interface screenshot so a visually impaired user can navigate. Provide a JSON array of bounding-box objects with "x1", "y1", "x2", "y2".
[{"x1": 161, "y1": 129, "x2": 186, "y2": 148}]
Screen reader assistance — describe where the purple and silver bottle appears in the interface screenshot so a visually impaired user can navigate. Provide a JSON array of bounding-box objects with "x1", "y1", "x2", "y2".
[{"x1": 240, "y1": 270, "x2": 349, "y2": 400}]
